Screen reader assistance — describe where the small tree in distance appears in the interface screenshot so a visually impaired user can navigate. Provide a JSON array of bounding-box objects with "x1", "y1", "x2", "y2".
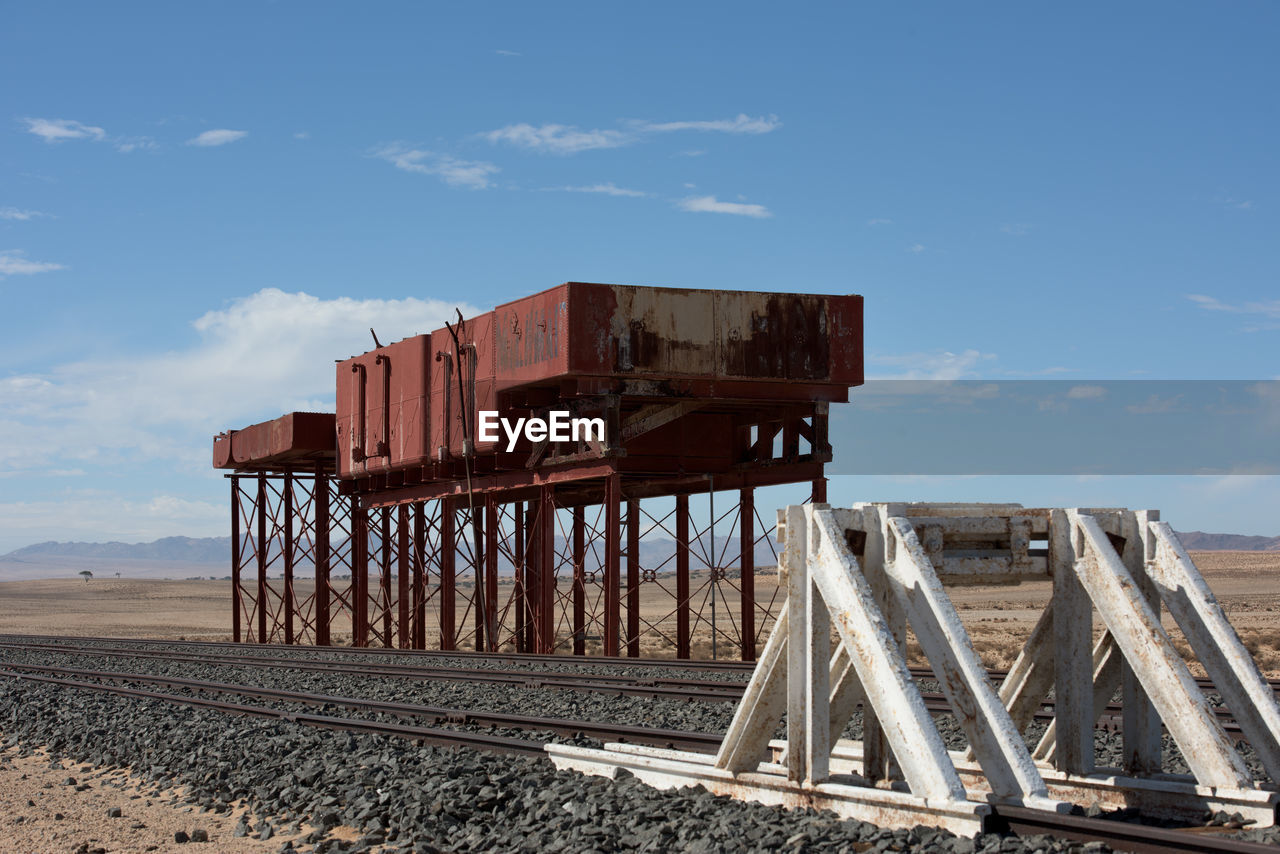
[{"x1": 79, "y1": 570, "x2": 93, "y2": 583}]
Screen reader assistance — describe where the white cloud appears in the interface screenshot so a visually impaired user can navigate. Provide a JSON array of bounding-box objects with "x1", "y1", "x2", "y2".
[
  {"x1": 676, "y1": 150, "x2": 706, "y2": 157},
  {"x1": 372, "y1": 145, "x2": 500, "y2": 189},
  {"x1": 868, "y1": 349, "x2": 997, "y2": 380},
  {"x1": 483, "y1": 123, "x2": 630, "y2": 154},
  {"x1": 909, "y1": 243, "x2": 925, "y2": 253},
  {"x1": 677, "y1": 195, "x2": 772, "y2": 218},
  {"x1": 293, "y1": 131, "x2": 310, "y2": 140},
  {"x1": 495, "y1": 49, "x2": 521, "y2": 56},
  {"x1": 187, "y1": 129, "x2": 248, "y2": 147},
  {"x1": 114, "y1": 137, "x2": 158, "y2": 153},
  {"x1": 1066, "y1": 385, "x2": 1107, "y2": 400},
  {"x1": 22, "y1": 117, "x2": 106, "y2": 143},
  {"x1": 0, "y1": 289, "x2": 481, "y2": 479},
  {"x1": 633, "y1": 113, "x2": 780, "y2": 135},
  {"x1": 866, "y1": 218, "x2": 893, "y2": 226},
  {"x1": 0, "y1": 250, "x2": 64, "y2": 277},
  {"x1": 0, "y1": 207, "x2": 49, "y2": 221},
  {"x1": 553, "y1": 183, "x2": 648, "y2": 198},
  {"x1": 1186, "y1": 294, "x2": 1280, "y2": 331},
  {"x1": 482, "y1": 114, "x2": 780, "y2": 155}
]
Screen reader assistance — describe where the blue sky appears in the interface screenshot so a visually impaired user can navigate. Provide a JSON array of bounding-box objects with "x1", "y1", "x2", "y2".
[{"x1": 1, "y1": 2, "x2": 1276, "y2": 552}]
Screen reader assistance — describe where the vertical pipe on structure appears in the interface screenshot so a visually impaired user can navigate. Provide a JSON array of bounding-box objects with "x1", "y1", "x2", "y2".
[
  {"x1": 514, "y1": 502, "x2": 525, "y2": 653},
  {"x1": 231, "y1": 475, "x2": 242, "y2": 643},
  {"x1": 811, "y1": 476, "x2": 827, "y2": 504},
  {"x1": 412, "y1": 502, "x2": 425, "y2": 650},
  {"x1": 380, "y1": 507, "x2": 392, "y2": 646},
  {"x1": 604, "y1": 473, "x2": 621, "y2": 656},
  {"x1": 397, "y1": 504, "x2": 410, "y2": 649},
  {"x1": 626, "y1": 498, "x2": 641, "y2": 657},
  {"x1": 353, "y1": 497, "x2": 369, "y2": 647},
  {"x1": 314, "y1": 465, "x2": 330, "y2": 647},
  {"x1": 485, "y1": 497, "x2": 499, "y2": 652},
  {"x1": 439, "y1": 499, "x2": 456, "y2": 650},
  {"x1": 739, "y1": 487, "x2": 755, "y2": 662},
  {"x1": 573, "y1": 505, "x2": 585, "y2": 656},
  {"x1": 283, "y1": 470, "x2": 295, "y2": 645},
  {"x1": 256, "y1": 472, "x2": 268, "y2": 644},
  {"x1": 676, "y1": 493, "x2": 690, "y2": 659},
  {"x1": 539, "y1": 485, "x2": 556, "y2": 654}
]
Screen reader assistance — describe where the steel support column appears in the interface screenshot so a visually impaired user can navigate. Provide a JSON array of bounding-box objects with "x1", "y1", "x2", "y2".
[
  {"x1": 380, "y1": 506, "x2": 392, "y2": 645},
  {"x1": 573, "y1": 505, "x2": 586, "y2": 656},
  {"x1": 353, "y1": 500, "x2": 369, "y2": 647},
  {"x1": 283, "y1": 470, "x2": 295, "y2": 645},
  {"x1": 485, "y1": 496, "x2": 499, "y2": 652},
  {"x1": 440, "y1": 499, "x2": 455, "y2": 650},
  {"x1": 514, "y1": 501, "x2": 526, "y2": 653},
  {"x1": 256, "y1": 472, "x2": 267, "y2": 643},
  {"x1": 315, "y1": 466, "x2": 330, "y2": 646},
  {"x1": 231, "y1": 475, "x2": 242, "y2": 643},
  {"x1": 676, "y1": 493, "x2": 690, "y2": 659},
  {"x1": 539, "y1": 485, "x2": 556, "y2": 653},
  {"x1": 412, "y1": 501, "x2": 425, "y2": 649},
  {"x1": 397, "y1": 504, "x2": 410, "y2": 648},
  {"x1": 740, "y1": 486, "x2": 755, "y2": 661},
  {"x1": 604, "y1": 473, "x2": 621, "y2": 656},
  {"x1": 627, "y1": 498, "x2": 641, "y2": 657}
]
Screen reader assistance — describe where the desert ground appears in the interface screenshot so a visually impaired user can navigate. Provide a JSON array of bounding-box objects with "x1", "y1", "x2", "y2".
[{"x1": 1, "y1": 550, "x2": 1277, "y2": 676}]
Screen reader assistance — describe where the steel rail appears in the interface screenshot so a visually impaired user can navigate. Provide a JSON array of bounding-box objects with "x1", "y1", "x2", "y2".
[{"x1": 1, "y1": 667, "x2": 1271, "y2": 854}]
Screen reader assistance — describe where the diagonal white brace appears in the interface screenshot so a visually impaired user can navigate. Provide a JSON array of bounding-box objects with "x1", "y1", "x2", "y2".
[
  {"x1": 1071, "y1": 511, "x2": 1252, "y2": 789},
  {"x1": 1149, "y1": 521, "x2": 1280, "y2": 782}
]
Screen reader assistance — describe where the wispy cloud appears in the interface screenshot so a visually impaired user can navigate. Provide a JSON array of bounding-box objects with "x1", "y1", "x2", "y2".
[
  {"x1": 1066, "y1": 385, "x2": 1107, "y2": 400},
  {"x1": 632, "y1": 113, "x2": 780, "y2": 135},
  {"x1": 1000, "y1": 223, "x2": 1032, "y2": 236},
  {"x1": 0, "y1": 250, "x2": 64, "y2": 277},
  {"x1": 0, "y1": 207, "x2": 50, "y2": 221},
  {"x1": 187, "y1": 129, "x2": 248, "y2": 147},
  {"x1": 868, "y1": 349, "x2": 996, "y2": 380},
  {"x1": 1187, "y1": 294, "x2": 1280, "y2": 331},
  {"x1": 22, "y1": 118, "x2": 106, "y2": 143},
  {"x1": 483, "y1": 123, "x2": 630, "y2": 154},
  {"x1": 677, "y1": 195, "x2": 771, "y2": 218},
  {"x1": 293, "y1": 131, "x2": 310, "y2": 140},
  {"x1": 114, "y1": 137, "x2": 157, "y2": 153},
  {"x1": 551, "y1": 183, "x2": 648, "y2": 198},
  {"x1": 373, "y1": 145, "x2": 500, "y2": 189},
  {"x1": 867, "y1": 218, "x2": 893, "y2": 226},
  {"x1": 909, "y1": 243, "x2": 925, "y2": 253},
  {"x1": 495, "y1": 49, "x2": 521, "y2": 57},
  {"x1": 483, "y1": 113, "x2": 780, "y2": 155}
]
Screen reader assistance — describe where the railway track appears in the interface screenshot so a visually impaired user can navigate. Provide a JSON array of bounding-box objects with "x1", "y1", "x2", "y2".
[
  {"x1": 1, "y1": 661, "x2": 1273, "y2": 854},
  {"x1": 0, "y1": 636, "x2": 1254, "y2": 739}
]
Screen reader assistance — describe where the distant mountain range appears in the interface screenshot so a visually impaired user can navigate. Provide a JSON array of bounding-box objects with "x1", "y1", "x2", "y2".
[{"x1": 1, "y1": 528, "x2": 1274, "y2": 582}]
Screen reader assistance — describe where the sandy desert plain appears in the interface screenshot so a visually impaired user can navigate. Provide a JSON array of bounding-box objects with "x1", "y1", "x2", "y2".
[{"x1": 0, "y1": 550, "x2": 1276, "y2": 677}]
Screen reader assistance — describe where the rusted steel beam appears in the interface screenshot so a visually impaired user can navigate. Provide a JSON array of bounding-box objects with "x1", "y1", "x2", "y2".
[
  {"x1": 514, "y1": 501, "x2": 526, "y2": 653},
  {"x1": 314, "y1": 466, "x2": 330, "y2": 646},
  {"x1": 256, "y1": 473, "x2": 267, "y2": 644},
  {"x1": 573, "y1": 505, "x2": 585, "y2": 656},
  {"x1": 380, "y1": 507, "x2": 392, "y2": 646},
  {"x1": 604, "y1": 473, "x2": 621, "y2": 656},
  {"x1": 397, "y1": 504, "x2": 410, "y2": 649},
  {"x1": 740, "y1": 487, "x2": 755, "y2": 662},
  {"x1": 485, "y1": 496, "x2": 499, "y2": 652},
  {"x1": 411, "y1": 501, "x2": 425, "y2": 650},
  {"x1": 539, "y1": 485, "x2": 556, "y2": 654},
  {"x1": 676, "y1": 494, "x2": 690, "y2": 659},
  {"x1": 353, "y1": 502, "x2": 369, "y2": 647},
  {"x1": 231, "y1": 476, "x2": 241, "y2": 643},
  {"x1": 284, "y1": 471, "x2": 295, "y2": 645},
  {"x1": 627, "y1": 498, "x2": 641, "y2": 657},
  {"x1": 439, "y1": 500, "x2": 455, "y2": 650}
]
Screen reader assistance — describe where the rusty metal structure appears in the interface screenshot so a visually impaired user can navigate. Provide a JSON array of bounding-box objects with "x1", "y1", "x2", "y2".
[{"x1": 213, "y1": 283, "x2": 864, "y2": 659}]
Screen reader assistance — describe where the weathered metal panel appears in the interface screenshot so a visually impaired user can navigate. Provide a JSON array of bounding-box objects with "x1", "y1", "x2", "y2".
[
  {"x1": 213, "y1": 412, "x2": 335, "y2": 470},
  {"x1": 336, "y1": 335, "x2": 431, "y2": 478}
]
